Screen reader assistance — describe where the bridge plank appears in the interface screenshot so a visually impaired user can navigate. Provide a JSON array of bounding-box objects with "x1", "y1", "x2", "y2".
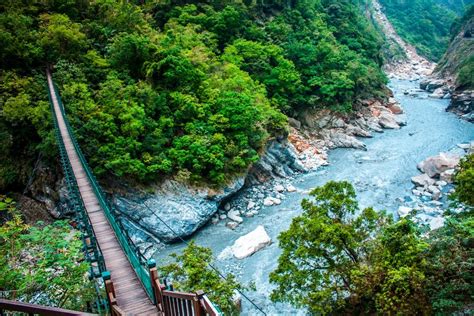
[{"x1": 47, "y1": 71, "x2": 158, "y2": 315}]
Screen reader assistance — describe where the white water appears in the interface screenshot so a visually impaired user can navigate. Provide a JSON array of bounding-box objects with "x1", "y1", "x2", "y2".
[{"x1": 153, "y1": 79, "x2": 474, "y2": 315}]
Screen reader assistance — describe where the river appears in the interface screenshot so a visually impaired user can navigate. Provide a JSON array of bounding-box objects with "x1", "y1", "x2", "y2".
[{"x1": 153, "y1": 79, "x2": 474, "y2": 315}]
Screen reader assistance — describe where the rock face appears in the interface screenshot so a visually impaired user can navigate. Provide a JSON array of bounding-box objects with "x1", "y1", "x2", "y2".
[
  {"x1": 417, "y1": 153, "x2": 460, "y2": 178},
  {"x1": 246, "y1": 139, "x2": 306, "y2": 185},
  {"x1": 114, "y1": 177, "x2": 245, "y2": 242},
  {"x1": 19, "y1": 160, "x2": 72, "y2": 223},
  {"x1": 229, "y1": 225, "x2": 271, "y2": 259},
  {"x1": 447, "y1": 90, "x2": 474, "y2": 122},
  {"x1": 433, "y1": 15, "x2": 474, "y2": 121},
  {"x1": 420, "y1": 79, "x2": 445, "y2": 92}
]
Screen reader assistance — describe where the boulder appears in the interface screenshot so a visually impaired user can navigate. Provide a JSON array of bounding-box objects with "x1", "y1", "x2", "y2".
[
  {"x1": 387, "y1": 103, "x2": 404, "y2": 114},
  {"x1": 247, "y1": 139, "x2": 306, "y2": 184},
  {"x1": 429, "y1": 87, "x2": 445, "y2": 99},
  {"x1": 230, "y1": 225, "x2": 272, "y2": 259},
  {"x1": 365, "y1": 117, "x2": 384, "y2": 132},
  {"x1": 328, "y1": 131, "x2": 366, "y2": 149},
  {"x1": 288, "y1": 117, "x2": 302, "y2": 129},
  {"x1": 346, "y1": 124, "x2": 372, "y2": 138},
  {"x1": 226, "y1": 221, "x2": 239, "y2": 230},
  {"x1": 274, "y1": 184, "x2": 285, "y2": 192},
  {"x1": 440, "y1": 169, "x2": 455, "y2": 183},
  {"x1": 247, "y1": 201, "x2": 256, "y2": 210},
  {"x1": 420, "y1": 78, "x2": 445, "y2": 92},
  {"x1": 378, "y1": 112, "x2": 400, "y2": 129},
  {"x1": 228, "y1": 210, "x2": 243, "y2": 223},
  {"x1": 447, "y1": 90, "x2": 473, "y2": 122},
  {"x1": 417, "y1": 153, "x2": 460, "y2": 178},
  {"x1": 263, "y1": 197, "x2": 274, "y2": 206},
  {"x1": 286, "y1": 184, "x2": 297, "y2": 192},
  {"x1": 411, "y1": 173, "x2": 435, "y2": 187}
]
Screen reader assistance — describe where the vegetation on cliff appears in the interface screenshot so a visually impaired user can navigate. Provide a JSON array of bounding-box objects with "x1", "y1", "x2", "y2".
[
  {"x1": 271, "y1": 180, "x2": 473, "y2": 314},
  {"x1": 436, "y1": 5, "x2": 474, "y2": 89},
  {"x1": 379, "y1": 0, "x2": 473, "y2": 61},
  {"x1": 0, "y1": 0, "x2": 387, "y2": 189}
]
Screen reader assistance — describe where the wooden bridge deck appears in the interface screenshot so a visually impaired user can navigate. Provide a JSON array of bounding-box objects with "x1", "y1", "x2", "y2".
[{"x1": 47, "y1": 72, "x2": 158, "y2": 315}]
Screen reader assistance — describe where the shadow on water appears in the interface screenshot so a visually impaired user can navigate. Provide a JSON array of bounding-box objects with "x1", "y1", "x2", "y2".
[{"x1": 153, "y1": 79, "x2": 474, "y2": 315}]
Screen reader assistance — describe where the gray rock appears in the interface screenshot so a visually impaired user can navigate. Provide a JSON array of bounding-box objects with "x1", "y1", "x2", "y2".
[
  {"x1": 378, "y1": 112, "x2": 400, "y2": 129},
  {"x1": 247, "y1": 201, "x2": 256, "y2": 210},
  {"x1": 114, "y1": 177, "x2": 244, "y2": 242},
  {"x1": 247, "y1": 139, "x2": 306, "y2": 184},
  {"x1": 417, "y1": 153, "x2": 460, "y2": 178},
  {"x1": 411, "y1": 173, "x2": 435, "y2": 187},
  {"x1": 288, "y1": 117, "x2": 301, "y2": 129},
  {"x1": 228, "y1": 210, "x2": 243, "y2": 223},
  {"x1": 440, "y1": 169, "x2": 456, "y2": 183},
  {"x1": 328, "y1": 131, "x2": 366, "y2": 149},
  {"x1": 420, "y1": 78, "x2": 445, "y2": 92},
  {"x1": 365, "y1": 117, "x2": 384, "y2": 132},
  {"x1": 226, "y1": 221, "x2": 239, "y2": 230},
  {"x1": 286, "y1": 184, "x2": 297, "y2": 192},
  {"x1": 274, "y1": 184, "x2": 285, "y2": 192}
]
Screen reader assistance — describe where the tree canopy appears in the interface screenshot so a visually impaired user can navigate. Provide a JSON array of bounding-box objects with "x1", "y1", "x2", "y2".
[
  {"x1": 0, "y1": 0, "x2": 387, "y2": 189},
  {"x1": 270, "y1": 181, "x2": 473, "y2": 314}
]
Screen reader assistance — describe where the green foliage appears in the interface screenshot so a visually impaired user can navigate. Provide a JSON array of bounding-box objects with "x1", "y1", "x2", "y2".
[
  {"x1": 453, "y1": 153, "x2": 474, "y2": 206},
  {"x1": 160, "y1": 241, "x2": 241, "y2": 315},
  {"x1": 425, "y1": 215, "x2": 474, "y2": 315},
  {"x1": 0, "y1": 0, "x2": 387, "y2": 188},
  {"x1": 0, "y1": 195, "x2": 95, "y2": 311},
  {"x1": 379, "y1": 0, "x2": 463, "y2": 61},
  {"x1": 270, "y1": 181, "x2": 474, "y2": 315},
  {"x1": 38, "y1": 13, "x2": 87, "y2": 63}
]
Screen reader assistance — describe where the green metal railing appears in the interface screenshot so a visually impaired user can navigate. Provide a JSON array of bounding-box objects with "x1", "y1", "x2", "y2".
[
  {"x1": 47, "y1": 82, "x2": 107, "y2": 314},
  {"x1": 49, "y1": 80, "x2": 155, "y2": 302}
]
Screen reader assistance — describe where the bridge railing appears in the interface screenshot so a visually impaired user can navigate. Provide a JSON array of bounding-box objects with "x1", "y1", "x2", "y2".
[
  {"x1": 50, "y1": 80, "x2": 155, "y2": 302},
  {"x1": 48, "y1": 79, "x2": 107, "y2": 313},
  {"x1": 0, "y1": 298, "x2": 96, "y2": 316}
]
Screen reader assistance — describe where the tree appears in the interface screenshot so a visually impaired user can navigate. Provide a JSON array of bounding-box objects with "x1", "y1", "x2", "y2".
[
  {"x1": 38, "y1": 13, "x2": 87, "y2": 63},
  {"x1": 425, "y1": 215, "x2": 474, "y2": 314},
  {"x1": 453, "y1": 153, "x2": 474, "y2": 206},
  {"x1": 0, "y1": 196, "x2": 96, "y2": 311},
  {"x1": 270, "y1": 181, "x2": 431, "y2": 315},
  {"x1": 160, "y1": 241, "x2": 241, "y2": 315}
]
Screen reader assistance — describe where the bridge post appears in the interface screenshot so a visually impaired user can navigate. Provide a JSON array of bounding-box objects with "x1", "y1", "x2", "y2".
[
  {"x1": 102, "y1": 271, "x2": 119, "y2": 315},
  {"x1": 148, "y1": 259, "x2": 166, "y2": 313},
  {"x1": 194, "y1": 290, "x2": 206, "y2": 316}
]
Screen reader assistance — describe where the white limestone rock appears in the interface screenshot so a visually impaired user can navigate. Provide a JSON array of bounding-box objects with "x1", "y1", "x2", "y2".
[{"x1": 230, "y1": 225, "x2": 272, "y2": 259}]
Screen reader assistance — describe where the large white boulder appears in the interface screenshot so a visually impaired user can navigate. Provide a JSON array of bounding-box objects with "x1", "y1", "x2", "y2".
[{"x1": 230, "y1": 225, "x2": 271, "y2": 259}]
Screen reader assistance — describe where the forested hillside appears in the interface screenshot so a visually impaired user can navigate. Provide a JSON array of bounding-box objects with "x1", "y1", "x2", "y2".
[
  {"x1": 436, "y1": 5, "x2": 474, "y2": 89},
  {"x1": 379, "y1": 0, "x2": 474, "y2": 60},
  {"x1": 0, "y1": 0, "x2": 387, "y2": 190}
]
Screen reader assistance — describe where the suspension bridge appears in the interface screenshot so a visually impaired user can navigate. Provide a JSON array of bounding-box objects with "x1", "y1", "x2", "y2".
[{"x1": 0, "y1": 69, "x2": 221, "y2": 316}]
